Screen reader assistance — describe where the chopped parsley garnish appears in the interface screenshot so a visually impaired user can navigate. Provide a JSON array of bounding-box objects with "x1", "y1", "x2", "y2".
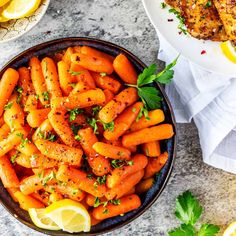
[
  {"x1": 42, "y1": 91, "x2": 50, "y2": 101},
  {"x1": 100, "y1": 72, "x2": 107, "y2": 77},
  {"x1": 87, "y1": 117, "x2": 98, "y2": 134},
  {"x1": 69, "y1": 70, "x2": 82, "y2": 76},
  {"x1": 10, "y1": 151, "x2": 20, "y2": 164},
  {"x1": 96, "y1": 175, "x2": 106, "y2": 185},
  {"x1": 69, "y1": 108, "x2": 84, "y2": 122},
  {"x1": 111, "y1": 159, "x2": 134, "y2": 168},
  {"x1": 169, "y1": 8, "x2": 187, "y2": 35},
  {"x1": 42, "y1": 171, "x2": 56, "y2": 186},
  {"x1": 70, "y1": 123, "x2": 82, "y2": 135},
  {"x1": 136, "y1": 107, "x2": 150, "y2": 121},
  {"x1": 161, "y1": 2, "x2": 167, "y2": 8},
  {"x1": 204, "y1": 1, "x2": 212, "y2": 8},
  {"x1": 38, "y1": 129, "x2": 57, "y2": 142},
  {"x1": 92, "y1": 106, "x2": 102, "y2": 116},
  {"x1": 110, "y1": 199, "x2": 121, "y2": 205},
  {"x1": 102, "y1": 209, "x2": 109, "y2": 214},
  {"x1": 16, "y1": 86, "x2": 23, "y2": 104},
  {"x1": 102, "y1": 121, "x2": 114, "y2": 132},
  {"x1": 74, "y1": 134, "x2": 81, "y2": 141},
  {"x1": 4, "y1": 102, "x2": 13, "y2": 110}
]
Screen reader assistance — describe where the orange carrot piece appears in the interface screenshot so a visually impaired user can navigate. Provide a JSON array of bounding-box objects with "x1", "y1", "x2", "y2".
[
  {"x1": 70, "y1": 114, "x2": 86, "y2": 126},
  {"x1": 90, "y1": 214, "x2": 102, "y2": 226},
  {"x1": 113, "y1": 54, "x2": 137, "y2": 84},
  {"x1": 135, "y1": 178, "x2": 154, "y2": 194},
  {"x1": 48, "y1": 192, "x2": 63, "y2": 203},
  {"x1": 62, "y1": 47, "x2": 74, "y2": 65},
  {"x1": 99, "y1": 89, "x2": 114, "y2": 106},
  {"x1": 30, "y1": 192, "x2": 49, "y2": 206},
  {"x1": 0, "y1": 155, "x2": 19, "y2": 188},
  {"x1": 98, "y1": 87, "x2": 138, "y2": 123},
  {"x1": 26, "y1": 108, "x2": 50, "y2": 128},
  {"x1": 130, "y1": 109, "x2": 165, "y2": 132},
  {"x1": 24, "y1": 94, "x2": 38, "y2": 112},
  {"x1": 15, "y1": 153, "x2": 31, "y2": 168},
  {"x1": 0, "y1": 123, "x2": 10, "y2": 141},
  {"x1": 85, "y1": 194, "x2": 107, "y2": 207},
  {"x1": 32, "y1": 119, "x2": 53, "y2": 142},
  {"x1": 142, "y1": 141, "x2": 161, "y2": 157},
  {"x1": 16, "y1": 142, "x2": 39, "y2": 156},
  {"x1": 144, "y1": 152, "x2": 168, "y2": 179},
  {"x1": 122, "y1": 187, "x2": 135, "y2": 197},
  {"x1": 30, "y1": 153, "x2": 58, "y2": 169},
  {"x1": 93, "y1": 194, "x2": 141, "y2": 220}
]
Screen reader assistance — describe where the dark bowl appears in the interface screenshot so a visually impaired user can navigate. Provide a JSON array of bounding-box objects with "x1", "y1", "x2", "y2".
[{"x1": 0, "y1": 37, "x2": 176, "y2": 235}]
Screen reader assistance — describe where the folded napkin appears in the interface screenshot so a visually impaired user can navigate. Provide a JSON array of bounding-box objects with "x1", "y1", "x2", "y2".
[{"x1": 158, "y1": 34, "x2": 236, "y2": 174}]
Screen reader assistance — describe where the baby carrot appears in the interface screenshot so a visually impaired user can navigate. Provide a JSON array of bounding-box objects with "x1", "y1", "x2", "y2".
[
  {"x1": 142, "y1": 141, "x2": 161, "y2": 157},
  {"x1": 122, "y1": 187, "x2": 135, "y2": 197},
  {"x1": 144, "y1": 152, "x2": 168, "y2": 179},
  {"x1": 30, "y1": 153, "x2": 58, "y2": 169},
  {"x1": 29, "y1": 57, "x2": 49, "y2": 106},
  {"x1": 90, "y1": 214, "x2": 102, "y2": 226},
  {"x1": 35, "y1": 139, "x2": 83, "y2": 166},
  {"x1": 32, "y1": 119, "x2": 54, "y2": 142},
  {"x1": 105, "y1": 170, "x2": 144, "y2": 200},
  {"x1": 0, "y1": 155, "x2": 19, "y2": 188},
  {"x1": 113, "y1": 54, "x2": 137, "y2": 84},
  {"x1": 99, "y1": 89, "x2": 114, "y2": 106},
  {"x1": 15, "y1": 153, "x2": 31, "y2": 168},
  {"x1": 122, "y1": 124, "x2": 174, "y2": 147},
  {"x1": 103, "y1": 102, "x2": 143, "y2": 141},
  {"x1": 93, "y1": 194, "x2": 141, "y2": 220},
  {"x1": 106, "y1": 154, "x2": 148, "y2": 188},
  {"x1": 26, "y1": 108, "x2": 50, "y2": 128},
  {"x1": 71, "y1": 53, "x2": 114, "y2": 74},
  {"x1": 98, "y1": 87, "x2": 138, "y2": 123},
  {"x1": 93, "y1": 142, "x2": 131, "y2": 160},
  {"x1": 0, "y1": 123, "x2": 10, "y2": 141},
  {"x1": 24, "y1": 95, "x2": 38, "y2": 112},
  {"x1": 16, "y1": 142, "x2": 39, "y2": 156},
  {"x1": 0, "y1": 68, "x2": 19, "y2": 117},
  {"x1": 41, "y1": 57, "x2": 62, "y2": 99},
  {"x1": 130, "y1": 109, "x2": 165, "y2": 132},
  {"x1": 135, "y1": 177, "x2": 154, "y2": 194},
  {"x1": 62, "y1": 47, "x2": 74, "y2": 65}
]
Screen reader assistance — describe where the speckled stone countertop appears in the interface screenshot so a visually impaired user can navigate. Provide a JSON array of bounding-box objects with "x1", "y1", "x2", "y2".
[{"x1": 0, "y1": 0, "x2": 235, "y2": 235}]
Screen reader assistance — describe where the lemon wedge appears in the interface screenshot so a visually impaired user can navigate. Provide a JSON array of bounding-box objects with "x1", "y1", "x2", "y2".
[
  {"x1": 29, "y1": 208, "x2": 61, "y2": 231},
  {"x1": 45, "y1": 199, "x2": 91, "y2": 233},
  {"x1": 221, "y1": 41, "x2": 236, "y2": 64},
  {"x1": 0, "y1": 0, "x2": 11, "y2": 7},
  {"x1": 223, "y1": 221, "x2": 236, "y2": 236},
  {"x1": 0, "y1": 7, "x2": 9, "y2": 22},
  {"x1": 2, "y1": 0, "x2": 41, "y2": 19}
]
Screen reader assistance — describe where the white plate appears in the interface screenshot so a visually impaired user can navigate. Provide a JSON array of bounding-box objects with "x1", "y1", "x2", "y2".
[{"x1": 142, "y1": 0, "x2": 236, "y2": 77}]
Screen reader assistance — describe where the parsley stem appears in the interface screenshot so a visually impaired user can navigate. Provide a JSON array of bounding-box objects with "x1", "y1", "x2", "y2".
[{"x1": 125, "y1": 84, "x2": 138, "y2": 88}]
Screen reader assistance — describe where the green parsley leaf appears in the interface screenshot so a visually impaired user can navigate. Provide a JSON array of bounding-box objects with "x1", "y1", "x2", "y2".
[
  {"x1": 197, "y1": 224, "x2": 220, "y2": 236},
  {"x1": 100, "y1": 72, "x2": 107, "y2": 77},
  {"x1": 175, "y1": 190, "x2": 203, "y2": 225},
  {"x1": 137, "y1": 64, "x2": 157, "y2": 87},
  {"x1": 69, "y1": 70, "x2": 82, "y2": 76},
  {"x1": 136, "y1": 106, "x2": 150, "y2": 121},
  {"x1": 111, "y1": 159, "x2": 124, "y2": 168},
  {"x1": 161, "y1": 2, "x2": 167, "y2": 8},
  {"x1": 102, "y1": 121, "x2": 114, "y2": 132},
  {"x1": 168, "y1": 224, "x2": 195, "y2": 236},
  {"x1": 74, "y1": 134, "x2": 81, "y2": 141},
  {"x1": 92, "y1": 106, "x2": 101, "y2": 116},
  {"x1": 94, "y1": 197, "x2": 101, "y2": 207},
  {"x1": 110, "y1": 199, "x2": 121, "y2": 205},
  {"x1": 20, "y1": 137, "x2": 29, "y2": 148},
  {"x1": 42, "y1": 171, "x2": 56, "y2": 186},
  {"x1": 70, "y1": 83, "x2": 77, "y2": 88},
  {"x1": 4, "y1": 102, "x2": 13, "y2": 110},
  {"x1": 35, "y1": 94, "x2": 39, "y2": 100},
  {"x1": 69, "y1": 108, "x2": 84, "y2": 122},
  {"x1": 10, "y1": 151, "x2": 19, "y2": 164},
  {"x1": 86, "y1": 174, "x2": 93, "y2": 179},
  {"x1": 96, "y1": 175, "x2": 106, "y2": 185},
  {"x1": 127, "y1": 160, "x2": 134, "y2": 166},
  {"x1": 204, "y1": 1, "x2": 212, "y2": 8},
  {"x1": 72, "y1": 189, "x2": 79, "y2": 195},
  {"x1": 132, "y1": 107, "x2": 137, "y2": 113},
  {"x1": 38, "y1": 129, "x2": 57, "y2": 142},
  {"x1": 42, "y1": 91, "x2": 49, "y2": 101},
  {"x1": 87, "y1": 117, "x2": 98, "y2": 134},
  {"x1": 169, "y1": 8, "x2": 187, "y2": 34},
  {"x1": 30, "y1": 154, "x2": 38, "y2": 162},
  {"x1": 102, "y1": 209, "x2": 109, "y2": 214},
  {"x1": 70, "y1": 123, "x2": 82, "y2": 135},
  {"x1": 16, "y1": 86, "x2": 23, "y2": 104}
]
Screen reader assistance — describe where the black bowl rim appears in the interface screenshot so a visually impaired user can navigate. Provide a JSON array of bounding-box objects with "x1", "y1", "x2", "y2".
[{"x1": 0, "y1": 37, "x2": 177, "y2": 236}]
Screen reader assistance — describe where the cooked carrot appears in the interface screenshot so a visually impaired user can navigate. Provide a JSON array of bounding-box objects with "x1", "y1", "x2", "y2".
[
  {"x1": 26, "y1": 108, "x2": 50, "y2": 128},
  {"x1": 91, "y1": 72, "x2": 121, "y2": 94},
  {"x1": 93, "y1": 142, "x2": 131, "y2": 160},
  {"x1": 70, "y1": 114, "x2": 86, "y2": 126},
  {"x1": 49, "y1": 192, "x2": 63, "y2": 203},
  {"x1": 48, "y1": 108, "x2": 78, "y2": 147},
  {"x1": 104, "y1": 102, "x2": 143, "y2": 141},
  {"x1": 32, "y1": 119, "x2": 53, "y2": 142},
  {"x1": 55, "y1": 164, "x2": 69, "y2": 182},
  {"x1": 24, "y1": 94, "x2": 38, "y2": 112},
  {"x1": 122, "y1": 124, "x2": 174, "y2": 147},
  {"x1": 99, "y1": 89, "x2": 114, "y2": 106},
  {"x1": 105, "y1": 170, "x2": 144, "y2": 200},
  {"x1": 126, "y1": 145, "x2": 137, "y2": 153},
  {"x1": 135, "y1": 178, "x2": 154, "y2": 194},
  {"x1": 73, "y1": 46, "x2": 81, "y2": 53},
  {"x1": 7, "y1": 187, "x2": 19, "y2": 202},
  {"x1": 62, "y1": 47, "x2": 74, "y2": 65},
  {"x1": 85, "y1": 194, "x2": 107, "y2": 207},
  {"x1": 71, "y1": 53, "x2": 114, "y2": 74},
  {"x1": 113, "y1": 54, "x2": 137, "y2": 84},
  {"x1": 142, "y1": 141, "x2": 161, "y2": 157},
  {"x1": 106, "y1": 154, "x2": 148, "y2": 188},
  {"x1": 80, "y1": 46, "x2": 114, "y2": 62},
  {"x1": 29, "y1": 57, "x2": 49, "y2": 106},
  {"x1": 0, "y1": 155, "x2": 19, "y2": 188},
  {"x1": 130, "y1": 109, "x2": 165, "y2": 132},
  {"x1": 93, "y1": 194, "x2": 141, "y2": 220},
  {"x1": 144, "y1": 152, "x2": 168, "y2": 179},
  {"x1": 0, "y1": 123, "x2": 10, "y2": 141},
  {"x1": 30, "y1": 192, "x2": 49, "y2": 206},
  {"x1": 78, "y1": 127, "x2": 111, "y2": 176},
  {"x1": 98, "y1": 87, "x2": 138, "y2": 123},
  {"x1": 30, "y1": 153, "x2": 58, "y2": 169},
  {"x1": 90, "y1": 214, "x2": 102, "y2": 226},
  {"x1": 51, "y1": 88, "x2": 105, "y2": 110},
  {"x1": 122, "y1": 187, "x2": 135, "y2": 197},
  {"x1": 14, "y1": 191, "x2": 45, "y2": 210},
  {"x1": 35, "y1": 139, "x2": 83, "y2": 166},
  {"x1": 16, "y1": 142, "x2": 39, "y2": 156},
  {"x1": 69, "y1": 62, "x2": 85, "y2": 74},
  {"x1": 15, "y1": 153, "x2": 31, "y2": 168},
  {"x1": 0, "y1": 68, "x2": 19, "y2": 117},
  {"x1": 41, "y1": 57, "x2": 62, "y2": 99}
]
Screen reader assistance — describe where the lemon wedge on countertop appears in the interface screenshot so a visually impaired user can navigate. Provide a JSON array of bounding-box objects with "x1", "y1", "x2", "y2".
[
  {"x1": 0, "y1": 0, "x2": 10, "y2": 7},
  {"x1": 221, "y1": 41, "x2": 236, "y2": 64},
  {"x1": 223, "y1": 221, "x2": 236, "y2": 236}
]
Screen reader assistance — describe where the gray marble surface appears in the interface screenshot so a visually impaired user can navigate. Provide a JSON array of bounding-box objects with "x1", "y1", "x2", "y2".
[{"x1": 0, "y1": 0, "x2": 235, "y2": 235}]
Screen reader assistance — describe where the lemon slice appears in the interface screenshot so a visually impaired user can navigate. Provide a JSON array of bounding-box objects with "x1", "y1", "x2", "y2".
[
  {"x1": 2, "y1": 0, "x2": 41, "y2": 19},
  {"x1": 29, "y1": 208, "x2": 61, "y2": 231},
  {"x1": 0, "y1": 7, "x2": 9, "y2": 22},
  {"x1": 223, "y1": 221, "x2": 236, "y2": 236},
  {"x1": 45, "y1": 199, "x2": 91, "y2": 233},
  {"x1": 0, "y1": 0, "x2": 11, "y2": 7},
  {"x1": 221, "y1": 41, "x2": 236, "y2": 64}
]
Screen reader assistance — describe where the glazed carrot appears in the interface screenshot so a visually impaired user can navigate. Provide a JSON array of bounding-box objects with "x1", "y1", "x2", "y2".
[
  {"x1": 62, "y1": 47, "x2": 74, "y2": 65},
  {"x1": 0, "y1": 129, "x2": 27, "y2": 157},
  {"x1": 71, "y1": 53, "x2": 114, "y2": 74},
  {"x1": 24, "y1": 95, "x2": 38, "y2": 112},
  {"x1": 51, "y1": 89, "x2": 105, "y2": 110},
  {"x1": 105, "y1": 170, "x2": 144, "y2": 200},
  {"x1": 130, "y1": 109, "x2": 165, "y2": 132},
  {"x1": 58, "y1": 61, "x2": 74, "y2": 96},
  {"x1": 41, "y1": 57, "x2": 62, "y2": 99},
  {"x1": 106, "y1": 154, "x2": 148, "y2": 188},
  {"x1": 56, "y1": 165, "x2": 107, "y2": 198},
  {"x1": 113, "y1": 54, "x2": 137, "y2": 84},
  {"x1": 144, "y1": 152, "x2": 168, "y2": 179},
  {"x1": 35, "y1": 139, "x2": 83, "y2": 166},
  {"x1": 16, "y1": 142, "x2": 39, "y2": 157},
  {"x1": 98, "y1": 87, "x2": 138, "y2": 123},
  {"x1": 30, "y1": 153, "x2": 58, "y2": 169},
  {"x1": 30, "y1": 192, "x2": 49, "y2": 206},
  {"x1": 73, "y1": 46, "x2": 81, "y2": 53},
  {"x1": 49, "y1": 192, "x2": 63, "y2": 203},
  {"x1": 85, "y1": 194, "x2": 107, "y2": 207},
  {"x1": 0, "y1": 123, "x2": 10, "y2": 141},
  {"x1": 126, "y1": 145, "x2": 137, "y2": 153},
  {"x1": 70, "y1": 114, "x2": 86, "y2": 126},
  {"x1": 122, "y1": 187, "x2": 135, "y2": 197},
  {"x1": 4, "y1": 95, "x2": 25, "y2": 131},
  {"x1": 104, "y1": 102, "x2": 143, "y2": 141},
  {"x1": 93, "y1": 194, "x2": 141, "y2": 220},
  {"x1": 29, "y1": 57, "x2": 49, "y2": 106},
  {"x1": 78, "y1": 127, "x2": 111, "y2": 176},
  {"x1": 15, "y1": 153, "x2": 31, "y2": 168},
  {"x1": 135, "y1": 178, "x2": 154, "y2": 194},
  {"x1": 55, "y1": 164, "x2": 69, "y2": 182},
  {"x1": 93, "y1": 142, "x2": 131, "y2": 160},
  {"x1": 0, "y1": 68, "x2": 19, "y2": 117},
  {"x1": 14, "y1": 191, "x2": 45, "y2": 210},
  {"x1": 142, "y1": 141, "x2": 161, "y2": 157},
  {"x1": 32, "y1": 119, "x2": 53, "y2": 142},
  {"x1": 69, "y1": 62, "x2": 85, "y2": 74},
  {"x1": 48, "y1": 108, "x2": 78, "y2": 147},
  {"x1": 91, "y1": 72, "x2": 121, "y2": 94},
  {"x1": 7, "y1": 187, "x2": 19, "y2": 202},
  {"x1": 80, "y1": 46, "x2": 114, "y2": 62},
  {"x1": 26, "y1": 108, "x2": 50, "y2": 128},
  {"x1": 90, "y1": 214, "x2": 102, "y2": 226},
  {"x1": 99, "y1": 89, "x2": 114, "y2": 106},
  {"x1": 0, "y1": 155, "x2": 19, "y2": 188}
]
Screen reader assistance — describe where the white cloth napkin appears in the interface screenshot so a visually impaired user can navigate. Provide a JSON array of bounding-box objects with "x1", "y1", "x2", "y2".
[{"x1": 158, "y1": 34, "x2": 236, "y2": 174}]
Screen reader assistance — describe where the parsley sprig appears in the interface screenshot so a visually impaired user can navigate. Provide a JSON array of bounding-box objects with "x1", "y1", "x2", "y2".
[{"x1": 168, "y1": 191, "x2": 220, "y2": 236}]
